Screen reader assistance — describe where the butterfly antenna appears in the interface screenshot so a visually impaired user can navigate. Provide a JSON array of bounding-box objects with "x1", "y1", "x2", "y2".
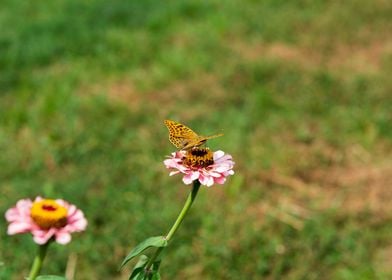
[{"x1": 207, "y1": 133, "x2": 224, "y2": 140}]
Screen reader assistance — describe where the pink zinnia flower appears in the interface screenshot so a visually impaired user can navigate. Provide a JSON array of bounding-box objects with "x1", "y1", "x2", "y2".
[
  {"x1": 164, "y1": 148, "x2": 235, "y2": 187},
  {"x1": 5, "y1": 197, "x2": 87, "y2": 245}
]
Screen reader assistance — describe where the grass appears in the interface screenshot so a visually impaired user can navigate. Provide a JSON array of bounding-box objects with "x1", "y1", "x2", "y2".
[{"x1": 1, "y1": 0, "x2": 392, "y2": 279}]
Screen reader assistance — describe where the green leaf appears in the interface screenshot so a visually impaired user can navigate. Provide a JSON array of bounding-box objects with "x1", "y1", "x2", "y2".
[
  {"x1": 129, "y1": 255, "x2": 164, "y2": 280},
  {"x1": 129, "y1": 255, "x2": 149, "y2": 280},
  {"x1": 152, "y1": 259, "x2": 162, "y2": 271},
  {"x1": 121, "y1": 236, "x2": 167, "y2": 268},
  {"x1": 151, "y1": 271, "x2": 161, "y2": 280},
  {"x1": 36, "y1": 276, "x2": 67, "y2": 280}
]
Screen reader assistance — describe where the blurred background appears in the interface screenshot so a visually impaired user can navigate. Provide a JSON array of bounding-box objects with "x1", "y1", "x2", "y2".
[{"x1": 1, "y1": 1, "x2": 391, "y2": 279}]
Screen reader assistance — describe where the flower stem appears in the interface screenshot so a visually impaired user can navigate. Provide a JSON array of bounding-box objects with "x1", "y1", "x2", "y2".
[
  {"x1": 28, "y1": 242, "x2": 50, "y2": 280},
  {"x1": 145, "y1": 180, "x2": 201, "y2": 271},
  {"x1": 166, "y1": 180, "x2": 201, "y2": 241}
]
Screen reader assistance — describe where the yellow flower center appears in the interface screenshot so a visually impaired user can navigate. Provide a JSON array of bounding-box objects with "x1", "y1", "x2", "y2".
[
  {"x1": 30, "y1": 199, "x2": 68, "y2": 230},
  {"x1": 183, "y1": 147, "x2": 214, "y2": 168}
]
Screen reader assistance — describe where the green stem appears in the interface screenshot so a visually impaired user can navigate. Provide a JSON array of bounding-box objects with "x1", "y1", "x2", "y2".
[
  {"x1": 145, "y1": 180, "x2": 201, "y2": 271},
  {"x1": 28, "y1": 242, "x2": 50, "y2": 280},
  {"x1": 166, "y1": 180, "x2": 201, "y2": 241}
]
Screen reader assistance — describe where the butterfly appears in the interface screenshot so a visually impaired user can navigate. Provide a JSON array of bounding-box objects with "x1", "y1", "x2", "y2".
[{"x1": 164, "y1": 120, "x2": 223, "y2": 150}]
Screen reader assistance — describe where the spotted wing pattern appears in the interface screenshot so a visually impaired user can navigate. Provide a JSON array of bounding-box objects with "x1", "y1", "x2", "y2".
[
  {"x1": 164, "y1": 119, "x2": 199, "y2": 149},
  {"x1": 164, "y1": 120, "x2": 223, "y2": 150}
]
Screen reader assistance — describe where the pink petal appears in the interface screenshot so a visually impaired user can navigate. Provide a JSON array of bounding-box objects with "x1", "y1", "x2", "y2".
[
  {"x1": 213, "y1": 150, "x2": 225, "y2": 161},
  {"x1": 5, "y1": 208, "x2": 21, "y2": 222},
  {"x1": 191, "y1": 171, "x2": 200, "y2": 180},
  {"x1": 204, "y1": 169, "x2": 222, "y2": 178},
  {"x1": 214, "y1": 176, "x2": 227, "y2": 185},
  {"x1": 163, "y1": 159, "x2": 176, "y2": 167},
  {"x1": 199, "y1": 174, "x2": 214, "y2": 187},
  {"x1": 214, "y1": 164, "x2": 233, "y2": 173},
  {"x1": 7, "y1": 222, "x2": 32, "y2": 235},
  {"x1": 55, "y1": 199, "x2": 67, "y2": 207},
  {"x1": 16, "y1": 198, "x2": 33, "y2": 208},
  {"x1": 32, "y1": 229, "x2": 56, "y2": 245},
  {"x1": 55, "y1": 232, "x2": 72, "y2": 244},
  {"x1": 215, "y1": 155, "x2": 233, "y2": 163},
  {"x1": 67, "y1": 216, "x2": 88, "y2": 232},
  {"x1": 73, "y1": 219, "x2": 88, "y2": 231},
  {"x1": 183, "y1": 173, "x2": 196, "y2": 184},
  {"x1": 175, "y1": 165, "x2": 190, "y2": 173},
  {"x1": 65, "y1": 204, "x2": 75, "y2": 214},
  {"x1": 33, "y1": 236, "x2": 51, "y2": 245}
]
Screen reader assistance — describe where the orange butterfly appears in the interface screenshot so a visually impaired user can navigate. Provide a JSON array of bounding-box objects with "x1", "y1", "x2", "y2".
[{"x1": 164, "y1": 120, "x2": 223, "y2": 150}]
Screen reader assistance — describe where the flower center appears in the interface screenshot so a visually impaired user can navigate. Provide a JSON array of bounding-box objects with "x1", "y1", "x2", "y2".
[
  {"x1": 183, "y1": 147, "x2": 214, "y2": 168},
  {"x1": 30, "y1": 199, "x2": 68, "y2": 230}
]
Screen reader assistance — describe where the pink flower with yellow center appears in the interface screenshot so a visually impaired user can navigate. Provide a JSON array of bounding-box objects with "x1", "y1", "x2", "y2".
[
  {"x1": 164, "y1": 148, "x2": 235, "y2": 187},
  {"x1": 5, "y1": 197, "x2": 87, "y2": 245}
]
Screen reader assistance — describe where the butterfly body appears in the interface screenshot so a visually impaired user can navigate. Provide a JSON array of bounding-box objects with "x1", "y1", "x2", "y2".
[{"x1": 164, "y1": 120, "x2": 223, "y2": 150}]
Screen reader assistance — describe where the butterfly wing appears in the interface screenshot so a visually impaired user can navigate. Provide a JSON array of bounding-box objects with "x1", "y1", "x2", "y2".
[
  {"x1": 180, "y1": 133, "x2": 224, "y2": 150},
  {"x1": 164, "y1": 120, "x2": 200, "y2": 149}
]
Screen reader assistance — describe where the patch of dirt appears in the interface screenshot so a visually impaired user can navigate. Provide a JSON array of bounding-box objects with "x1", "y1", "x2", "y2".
[
  {"x1": 232, "y1": 39, "x2": 392, "y2": 74},
  {"x1": 329, "y1": 40, "x2": 392, "y2": 74},
  {"x1": 91, "y1": 74, "x2": 228, "y2": 120},
  {"x1": 261, "y1": 159, "x2": 392, "y2": 217},
  {"x1": 375, "y1": 244, "x2": 392, "y2": 276},
  {"x1": 233, "y1": 41, "x2": 316, "y2": 68},
  {"x1": 107, "y1": 79, "x2": 142, "y2": 111},
  {"x1": 78, "y1": 79, "x2": 144, "y2": 111},
  {"x1": 149, "y1": 74, "x2": 222, "y2": 101},
  {"x1": 245, "y1": 159, "x2": 392, "y2": 234},
  {"x1": 309, "y1": 163, "x2": 392, "y2": 215},
  {"x1": 247, "y1": 136, "x2": 392, "y2": 229}
]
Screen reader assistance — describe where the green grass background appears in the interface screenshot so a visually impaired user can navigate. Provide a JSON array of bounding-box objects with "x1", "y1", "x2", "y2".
[{"x1": 1, "y1": 0, "x2": 392, "y2": 279}]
